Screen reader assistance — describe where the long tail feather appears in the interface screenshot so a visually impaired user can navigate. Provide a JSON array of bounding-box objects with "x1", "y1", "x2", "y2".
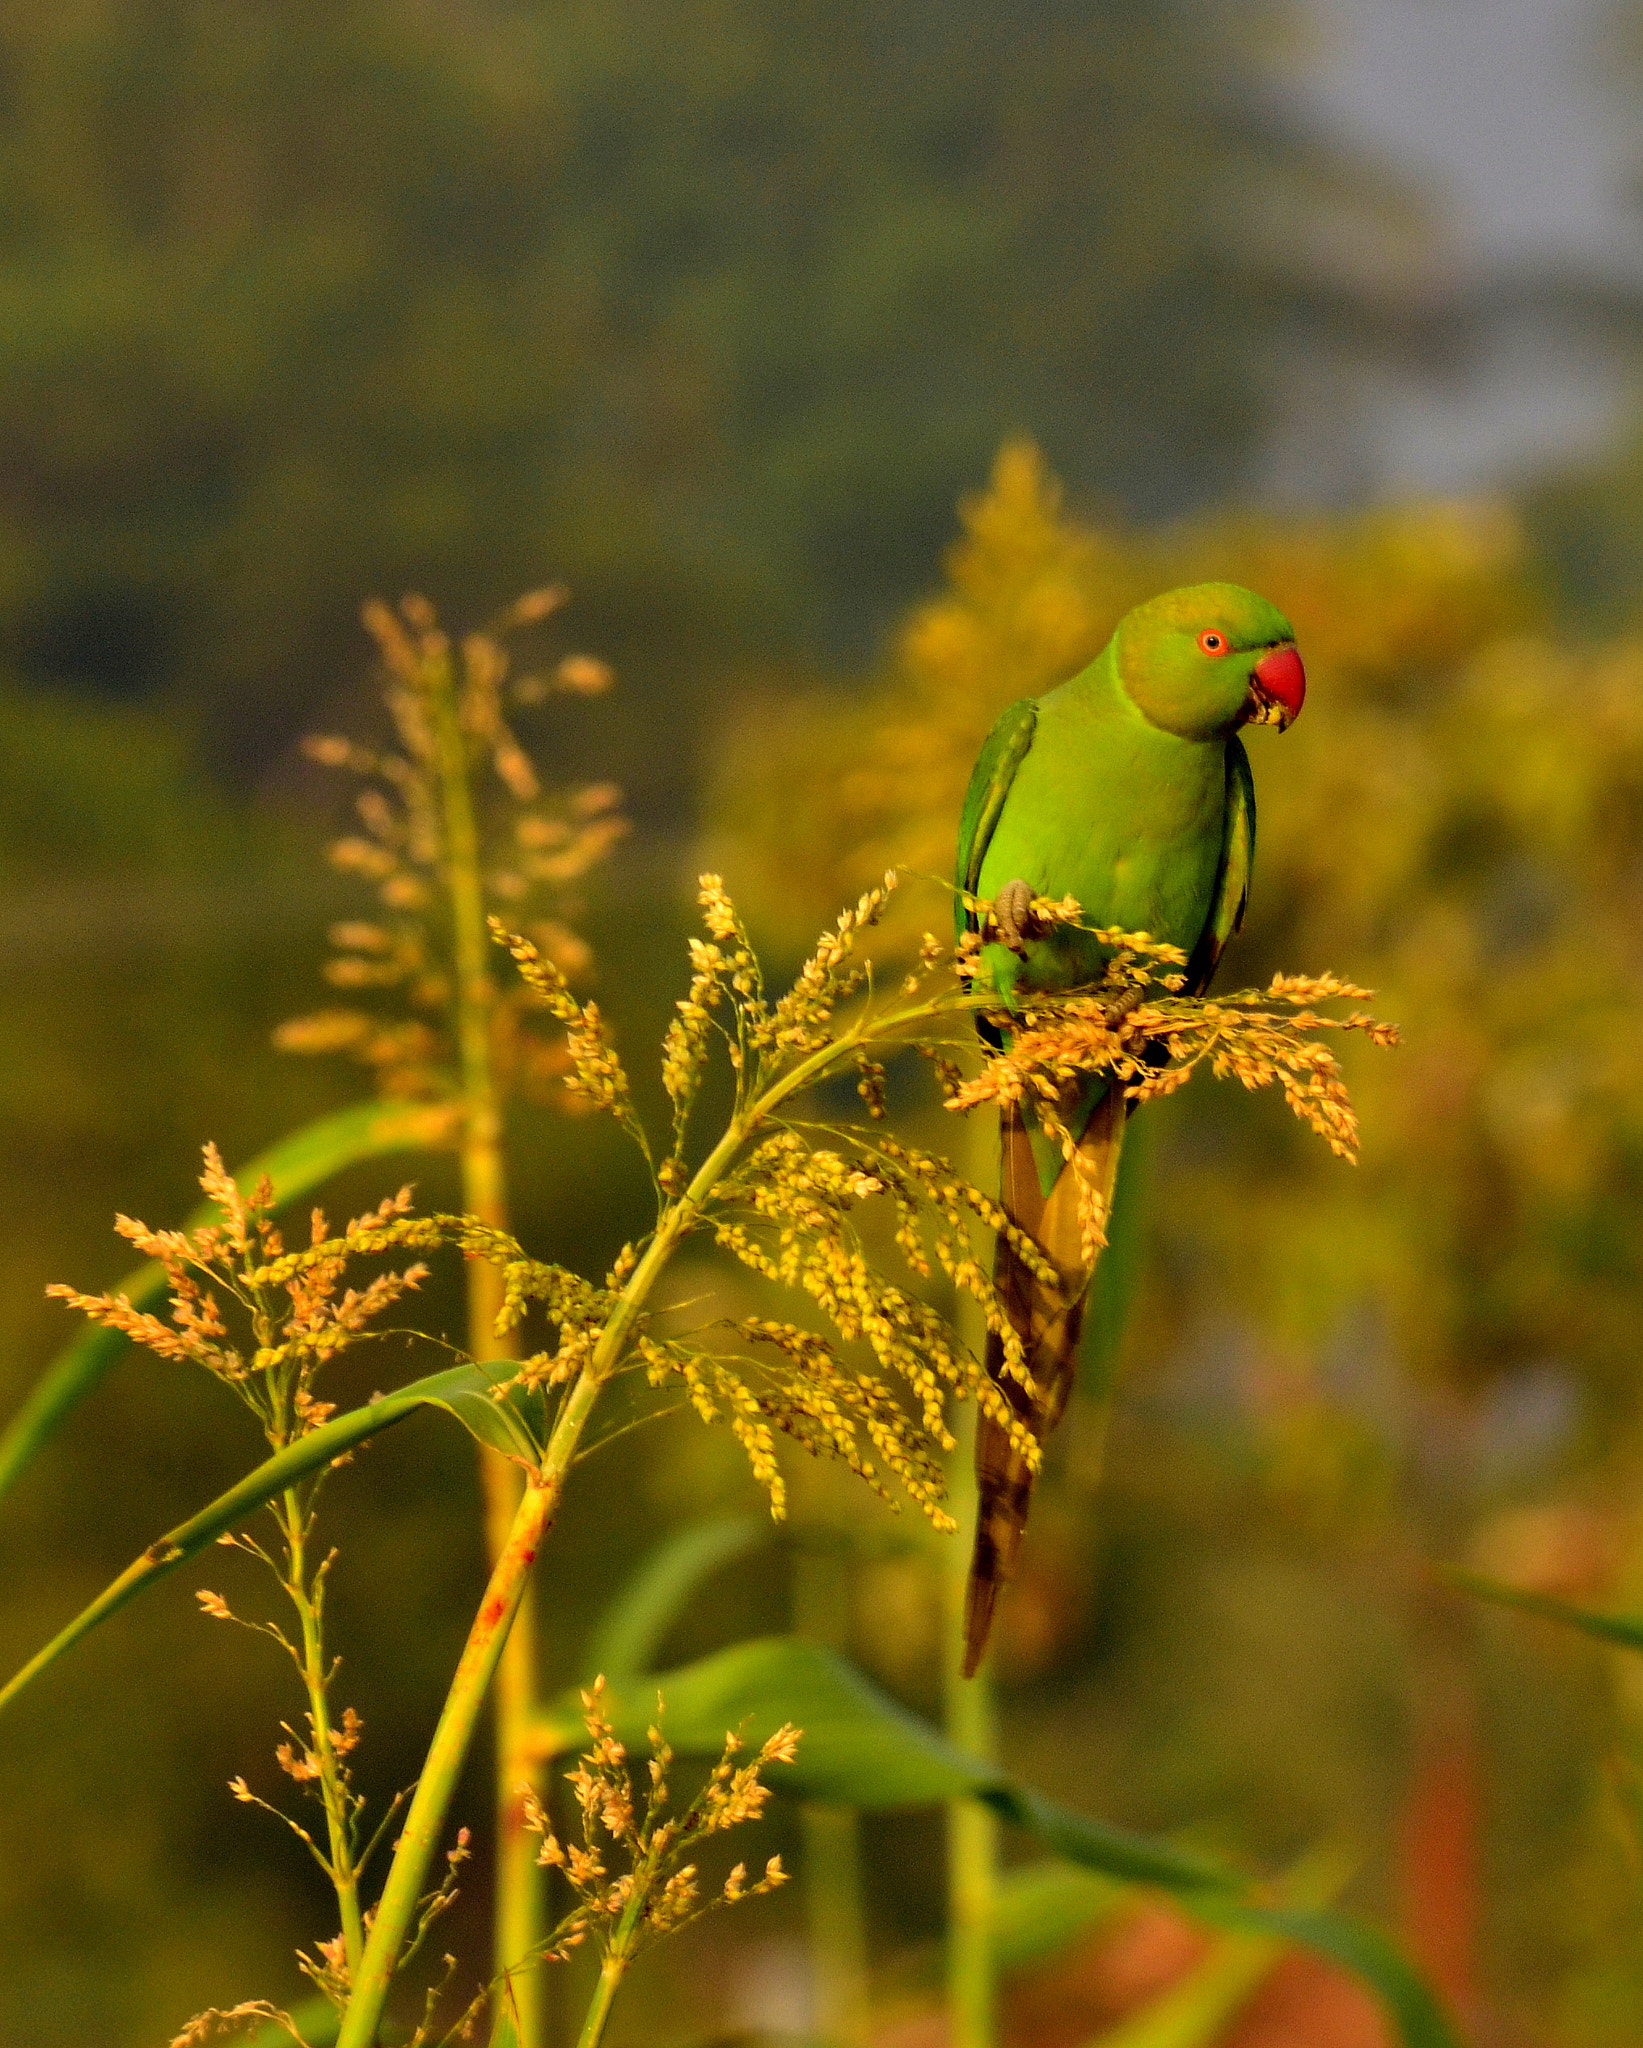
[{"x1": 962, "y1": 1085, "x2": 1126, "y2": 1677}]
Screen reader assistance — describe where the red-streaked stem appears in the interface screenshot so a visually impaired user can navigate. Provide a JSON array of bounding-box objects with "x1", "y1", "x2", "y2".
[
  {"x1": 337, "y1": 974, "x2": 969, "y2": 2045},
  {"x1": 335, "y1": 1467, "x2": 557, "y2": 2048}
]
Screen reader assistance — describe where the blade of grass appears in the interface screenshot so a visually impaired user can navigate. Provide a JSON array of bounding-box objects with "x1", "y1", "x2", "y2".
[
  {"x1": 991, "y1": 1862, "x2": 1128, "y2": 1975},
  {"x1": 246, "y1": 1999, "x2": 343, "y2": 2048},
  {"x1": 880, "y1": 1863, "x2": 1128, "y2": 2001},
  {"x1": 1080, "y1": 1845, "x2": 1352, "y2": 2048},
  {"x1": 583, "y1": 1514, "x2": 768, "y2": 1685},
  {"x1": 0, "y1": 1099, "x2": 457, "y2": 1508},
  {"x1": 0, "y1": 1359, "x2": 523, "y2": 1718},
  {"x1": 539, "y1": 1636, "x2": 1246, "y2": 1886},
  {"x1": 1089, "y1": 1929, "x2": 1285, "y2": 2048},
  {"x1": 1443, "y1": 1567, "x2": 1643, "y2": 1653}
]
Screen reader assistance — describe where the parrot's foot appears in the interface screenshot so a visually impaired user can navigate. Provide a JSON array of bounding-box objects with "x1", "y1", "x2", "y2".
[{"x1": 992, "y1": 877, "x2": 1040, "y2": 955}]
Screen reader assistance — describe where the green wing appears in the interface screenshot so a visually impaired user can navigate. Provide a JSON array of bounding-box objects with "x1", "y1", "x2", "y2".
[
  {"x1": 955, "y1": 697, "x2": 1038, "y2": 941},
  {"x1": 1183, "y1": 735, "x2": 1255, "y2": 997}
]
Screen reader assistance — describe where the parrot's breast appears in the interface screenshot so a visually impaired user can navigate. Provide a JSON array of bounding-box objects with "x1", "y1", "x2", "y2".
[{"x1": 975, "y1": 678, "x2": 1229, "y2": 1004}]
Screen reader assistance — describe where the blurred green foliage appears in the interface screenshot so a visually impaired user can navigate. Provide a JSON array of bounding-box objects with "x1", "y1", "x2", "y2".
[{"x1": 0, "y1": 0, "x2": 1394, "y2": 796}]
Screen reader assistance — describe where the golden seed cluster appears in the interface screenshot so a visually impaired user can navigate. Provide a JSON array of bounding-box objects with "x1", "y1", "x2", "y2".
[
  {"x1": 491, "y1": 920, "x2": 650, "y2": 1158},
  {"x1": 953, "y1": 954, "x2": 1397, "y2": 1166},
  {"x1": 278, "y1": 590, "x2": 624, "y2": 1107},
  {"x1": 47, "y1": 1145, "x2": 429, "y2": 1445},
  {"x1": 521, "y1": 1679, "x2": 795, "y2": 1968}
]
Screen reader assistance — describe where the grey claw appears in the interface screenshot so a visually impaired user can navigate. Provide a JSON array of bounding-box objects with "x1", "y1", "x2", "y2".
[{"x1": 993, "y1": 877, "x2": 1038, "y2": 955}]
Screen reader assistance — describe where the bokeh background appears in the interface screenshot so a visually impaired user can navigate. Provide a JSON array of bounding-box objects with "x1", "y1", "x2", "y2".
[{"x1": 7, "y1": 1, "x2": 1643, "y2": 2043}]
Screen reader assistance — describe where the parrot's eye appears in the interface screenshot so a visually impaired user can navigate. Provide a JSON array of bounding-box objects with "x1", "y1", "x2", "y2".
[{"x1": 1197, "y1": 630, "x2": 1229, "y2": 656}]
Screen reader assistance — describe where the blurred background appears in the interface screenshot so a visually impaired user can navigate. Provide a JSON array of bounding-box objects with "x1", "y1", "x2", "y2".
[{"x1": 8, "y1": 0, "x2": 1643, "y2": 2042}]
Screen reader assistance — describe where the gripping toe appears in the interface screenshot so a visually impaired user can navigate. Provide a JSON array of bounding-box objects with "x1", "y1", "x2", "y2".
[{"x1": 993, "y1": 877, "x2": 1037, "y2": 955}]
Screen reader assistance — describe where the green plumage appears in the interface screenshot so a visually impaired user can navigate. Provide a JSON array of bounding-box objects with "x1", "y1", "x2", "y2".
[
  {"x1": 958, "y1": 580, "x2": 1285, "y2": 1006},
  {"x1": 956, "y1": 581, "x2": 1296, "y2": 1675}
]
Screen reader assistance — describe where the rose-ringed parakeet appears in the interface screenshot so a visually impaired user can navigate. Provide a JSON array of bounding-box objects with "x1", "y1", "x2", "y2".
[{"x1": 955, "y1": 582, "x2": 1306, "y2": 1675}]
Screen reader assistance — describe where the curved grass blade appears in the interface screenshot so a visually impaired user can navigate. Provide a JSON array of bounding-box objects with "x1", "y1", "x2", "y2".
[
  {"x1": 243, "y1": 2001, "x2": 410, "y2": 2047},
  {"x1": 1195, "y1": 1901, "x2": 1453, "y2": 2048},
  {"x1": 1095, "y1": 1923, "x2": 1283, "y2": 2048},
  {"x1": 0, "y1": 1099, "x2": 458, "y2": 1509},
  {"x1": 428, "y1": 1363, "x2": 548, "y2": 1464},
  {"x1": 991, "y1": 1861, "x2": 1127, "y2": 1975},
  {"x1": 247, "y1": 1999, "x2": 342, "y2": 2048},
  {"x1": 1097, "y1": 1845, "x2": 1350, "y2": 2048},
  {"x1": 582, "y1": 1513, "x2": 768, "y2": 1684},
  {"x1": 533, "y1": 1636, "x2": 1458, "y2": 2048},
  {"x1": 884, "y1": 1862, "x2": 1127, "y2": 2001},
  {"x1": 543, "y1": 1635, "x2": 1234, "y2": 1891},
  {"x1": 1444, "y1": 1567, "x2": 1643, "y2": 1653},
  {"x1": 0, "y1": 1359, "x2": 517, "y2": 1720}
]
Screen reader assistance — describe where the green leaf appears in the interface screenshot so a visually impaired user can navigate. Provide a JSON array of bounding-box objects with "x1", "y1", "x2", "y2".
[
  {"x1": 884, "y1": 1860, "x2": 1126, "y2": 2001},
  {"x1": 1090, "y1": 1845, "x2": 1350, "y2": 2048},
  {"x1": 531, "y1": 1637, "x2": 1457, "y2": 2048},
  {"x1": 247, "y1": 1999, "x2": 341, "y2": 2048},
  {"x1": 426, "y1": 1363, "x2": 549, "y2": 1464},
  {"x1": 1444, "y1": 1567, "x2": 1643, "y2": 1653},
  {"x1": 990, "y1": 1860, "x2": 1128, "y2": 1974},
  {"x1": 0, "y1": 1099, "x2": 457, "y2": 1509},
  {"x1": 541, "y1": 1636, "x2": 1244, "y2": 1889},
  {"x1": 1093, "y1": 1926, "x2": 1285, "y2": 2048},
  {"x1": 243, "y1": 2001, "x2": 408, "y2": 2048},
  {"x1": 1196, "y1": 1901, "x2": 1452, "y2": 2048},
  {"x1": 583, "y1": 1514, "x2": 769, "y2": 1684},
  {"x1": 0, "y1": 1359, "x2": 518, "y2": 1719}
]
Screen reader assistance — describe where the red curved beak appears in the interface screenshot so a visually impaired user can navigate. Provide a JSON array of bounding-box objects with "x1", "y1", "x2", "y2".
[{"x1": 1249, "y1": 644, "x2": 1306, "y2": 730}]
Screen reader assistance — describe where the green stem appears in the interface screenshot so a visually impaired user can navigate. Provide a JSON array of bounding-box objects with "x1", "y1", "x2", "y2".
[
  {"x1": 943, "y1": 1400, "x2": 998, "y2": 2048},
  {"x1": 336, "y1": 1464, "x2": 561, "y2": 2048},
  {"x1": 801, "y1": 1805, "x2": 870, "y2": 2044},
  {"x1": 573, "y1": 1959, "x2": 625, "y2": 2048},
  {"x1": 424, "y1": 645, "x2": 504, "y2": 1234},
  {"x1": 485, "y1": 1443, "x2": 544, "y2": 2046},
  {"x1": 427, "y1": 641, "x2": 545, "y2": 2046},
  {"x1": 279, "y1": 1486, "x2": 367, "y2": 1977},
  {"x1": 794, "y1": 1533, "x2": 870, "y2": 2045},
  {"x1": 943, "y1": 1107, "x2": 998, "y2": 2048},
  {"x1": 573, "y1": 1854, "x2": 652, "y2": 2048}
]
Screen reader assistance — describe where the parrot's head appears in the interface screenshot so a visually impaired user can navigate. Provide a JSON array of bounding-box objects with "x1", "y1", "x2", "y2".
[{"x1": 1114, "y1": 582, "x2": 1305, "y2": 741}]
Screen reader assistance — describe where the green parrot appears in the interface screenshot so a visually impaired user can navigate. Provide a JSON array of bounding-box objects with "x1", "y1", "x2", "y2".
[{"x1": 955, "y1": 581, "x2": 1305, "y2": 1675}]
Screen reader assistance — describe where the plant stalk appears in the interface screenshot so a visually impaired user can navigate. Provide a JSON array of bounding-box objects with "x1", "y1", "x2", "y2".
[
  {"x1": 280, "y1": 1486, "x2": 367, "y2": 1977},
  {"x1": 793, "y1": 1526, "x2": 870, "y2": 2045},
  {"x1": 427, "y1": 638, "x2": 546, "y2": 2044},
  {"x1": 335, "y1": 1462, "x2": 560, "y2": 2048},
  {"x1": 572, "y1": 1958, "x2": 625, "y2": 2048},
  {"x1": 802, "y1": 1804, "x2": 871, "y2": 2045},
  {"x1": 572, "y1": 1838, "x2": 656, "y2": 2048},
  {"x1": 943, "y1": 1398, "x2": 998, "y2": 2048},
  {"x1": 943, "y1": 1107, "x2": 998, "y2": 2048}
]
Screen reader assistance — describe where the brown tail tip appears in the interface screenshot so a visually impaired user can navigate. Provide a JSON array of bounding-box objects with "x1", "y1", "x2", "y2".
[{"x1": 961, "y1": 1561, "x2": 999, "y2": 1679}]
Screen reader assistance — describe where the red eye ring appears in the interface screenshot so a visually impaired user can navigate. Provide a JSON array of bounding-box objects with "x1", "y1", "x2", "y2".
[{"x1": 1198, "y1": 629, "x2": 1229, "y2": 656}]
